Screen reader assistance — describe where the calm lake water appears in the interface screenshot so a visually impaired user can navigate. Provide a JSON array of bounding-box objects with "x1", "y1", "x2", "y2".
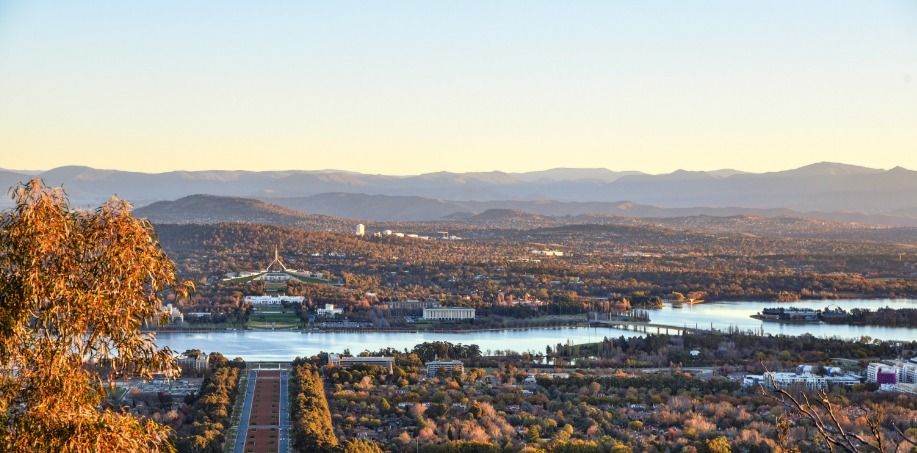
[
  {"x1": 153, "y1": 327, "x2": 627, "y2": 361},
  {"x1": 154, "y1": 299, "x2": 917, "y2": 360},
  {"x1": 650, "y1": 298, "x2": 917, "y2": 340}
]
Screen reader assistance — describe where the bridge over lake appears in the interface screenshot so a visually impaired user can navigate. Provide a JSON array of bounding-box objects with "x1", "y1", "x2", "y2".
[{"x1": 589, "y1": 312, "x2": 711, "y2": 335}]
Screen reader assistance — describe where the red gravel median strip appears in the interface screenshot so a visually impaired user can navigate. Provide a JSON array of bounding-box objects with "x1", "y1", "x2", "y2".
[{"x1": 242, "y1": 370, "x2": 283, "y2": 453}]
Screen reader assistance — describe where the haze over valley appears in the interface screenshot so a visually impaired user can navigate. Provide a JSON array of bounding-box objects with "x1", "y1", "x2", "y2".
[{"x1": 6, "y1": 161, "x2": 917, "y2": 227}]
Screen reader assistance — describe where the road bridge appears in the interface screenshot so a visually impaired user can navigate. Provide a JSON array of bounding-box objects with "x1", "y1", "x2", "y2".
[{"x1": 589, "y1": 319, "x2": 709, "y2": 335}]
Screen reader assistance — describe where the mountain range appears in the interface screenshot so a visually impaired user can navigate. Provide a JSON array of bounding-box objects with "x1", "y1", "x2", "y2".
[{"x1": 4, "y1": 162, "x2": 917, "y2": 226}]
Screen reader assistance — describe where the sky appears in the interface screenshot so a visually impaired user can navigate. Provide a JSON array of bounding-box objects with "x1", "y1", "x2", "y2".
[{"x1": 0, "y1": 1, "x2": 916, "y2": 175}]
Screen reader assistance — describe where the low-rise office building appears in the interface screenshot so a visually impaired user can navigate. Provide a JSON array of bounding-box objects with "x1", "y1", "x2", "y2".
[
  {"x1": 426, "y1": 360, "x2": 464, "y2": 377},
  {"x1": 384, "y1": 300, "x2": 440, "y2": 315},
  {"x1": 328, "y1": 353, "x2": 394, "y2": 373},
  {"x1": 177, "y1": 352, "x2": 209, "y2": 372},
  {"x1": 744, "y1": 372, "x2": 824, "y2": 391}
]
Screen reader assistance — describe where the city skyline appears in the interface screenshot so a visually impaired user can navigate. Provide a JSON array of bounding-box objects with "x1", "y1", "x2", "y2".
[{"x1": 1, "y1": 1, "x2": 915, "y2": 174}]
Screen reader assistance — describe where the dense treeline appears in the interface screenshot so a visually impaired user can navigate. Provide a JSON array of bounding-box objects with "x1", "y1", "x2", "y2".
[
  {"x1": 830, "y1": 307, "x2": 917, "y2": 327},
  {"x1": 337, "y1": 439, "x2": 384, "y2": 453},
  {"x1": 627, "y1": 294, "x2": 663, "y2": 308},
  {"x1": 685, "y1": 331, "x2": 914, "y2": 361},
  {"x1": 544, "y1": 373, "x2": 740, "y2": 396},
  {"x1": 411, "y1": 342, "x2": 482, "y2": 362},
  {"x1": 290, "y1": 360, "x2": 339, "y2": 453},
  {"x1": 172, "y1": 359, "x2": 245, "y2": 453},
  {"x1": 332, "y1": 342, "x2": 484, "y2": 366},
  {"x1": 419, "y1": 441, "x2": 501, "y2": 453},
  {"x1": 553, "y1": 331, "x2": 917, "y2": 370},
  {"x1": 290, "y1": 359, "x2": 386, "y2": 453}
]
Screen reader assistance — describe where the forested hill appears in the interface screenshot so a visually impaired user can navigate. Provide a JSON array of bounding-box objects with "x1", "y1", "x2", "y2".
[
  {"x1": 455, "y1": 209, "x2": 551, "y2": 229},
  {"x1": 139, "y1": 193, "x2": 917, "y2": 247},
  {"x1": 153, "y1": 221, "x2": 917, "y2": 305},
  {"x1": 527, "y1": 217, "x2": 917, "y2": 244},
  {"x1": 134, "y1": 194, "x2": 353, "y2": 233},
  {"x1": 271, "y1": 192, "x2": 917, "y2": 226}
]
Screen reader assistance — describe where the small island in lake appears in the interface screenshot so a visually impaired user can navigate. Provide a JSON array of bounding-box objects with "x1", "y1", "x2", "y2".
[
  {"x1": 752, "y1": 306, "x2": 917, "y2": 328},
  {"x1": 752, "y1": 307, "x2": 823, "y2": 323}
]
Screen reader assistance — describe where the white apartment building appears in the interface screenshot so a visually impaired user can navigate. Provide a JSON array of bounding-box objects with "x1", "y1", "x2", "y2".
[
  {"x1": 903, "y1": 362, "x2": 917, "y2": 383},
  {"x1": 868, "y1": 361, "x2": 917, "y2": 384},
  {"x1": 426, "y1": 360, "x2": 464, "y2": 377}
]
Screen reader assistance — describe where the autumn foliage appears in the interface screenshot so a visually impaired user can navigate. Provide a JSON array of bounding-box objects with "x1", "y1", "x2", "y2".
[
  {"x1": 289, "y1": 360, "x2": 339, "y2": 452},
  {"x1": 0, "y1": 180, "x2": 191, "y2": 452}
]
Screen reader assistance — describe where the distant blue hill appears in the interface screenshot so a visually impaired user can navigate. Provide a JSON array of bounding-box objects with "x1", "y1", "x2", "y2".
[{"x1": 2, "y1": 162, "x2": 916, "y2": 226}]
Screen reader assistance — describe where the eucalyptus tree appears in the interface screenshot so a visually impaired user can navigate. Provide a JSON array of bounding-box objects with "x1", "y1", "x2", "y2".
[{"x1": 0, "y1": 180, "x2": 191, "y2": 452}]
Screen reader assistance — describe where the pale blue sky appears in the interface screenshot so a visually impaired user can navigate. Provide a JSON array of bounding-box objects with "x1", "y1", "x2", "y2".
[{"x1": 1, "y1": 1, "x2": 915, "y2": 174}]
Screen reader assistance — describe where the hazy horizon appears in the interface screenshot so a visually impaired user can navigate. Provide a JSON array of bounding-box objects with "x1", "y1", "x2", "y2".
[
  {"x1": 1, "y1": 1, "x2": 915, "y2": 174},
  {"x1": 0, "y1": 160, "x2": 909, "y2": 178}
]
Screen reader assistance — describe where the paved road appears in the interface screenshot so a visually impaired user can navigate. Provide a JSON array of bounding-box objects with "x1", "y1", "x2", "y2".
[
  {"x1": 233, "y1": 370, "x2": 257, "y2": 453},
  {"x1": 279, "y1": 370, "x2": 290, "y2": 453},
  {"x1": 590, "y1": 319, "x2": 708, "y2": 334}
]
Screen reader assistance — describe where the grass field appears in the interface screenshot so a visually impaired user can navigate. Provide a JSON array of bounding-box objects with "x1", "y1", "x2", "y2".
[
  {"x1": 247, "y1": 309, "x2": 302, "y2": 329},
  {"x1": 175, "y1": 322, "x2": 246, "y2": 330}
]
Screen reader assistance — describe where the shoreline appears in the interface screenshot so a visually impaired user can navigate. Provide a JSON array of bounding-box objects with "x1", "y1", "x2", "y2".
[
  {"x1": 147, "y1": 298, "x2": 917, "y2": 335},
  {"x1": 749, "y1": 314, "x2": 821, "y2": 324},
  {"x1": 146, "y1": 322, "x2": 594, "y2": 335}
]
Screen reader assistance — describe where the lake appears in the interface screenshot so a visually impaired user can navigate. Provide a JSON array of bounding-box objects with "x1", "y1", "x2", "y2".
[
  {"x1": 154, "y1": 298, "x2": 917, "y2": 360},
  {"x1": 651, "y1": 298, "x2": 917, "y2": 340}
]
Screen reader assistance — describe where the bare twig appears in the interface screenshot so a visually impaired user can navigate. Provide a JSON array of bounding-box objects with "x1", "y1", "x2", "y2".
[
  {"x1": 893, "y1": 425, "x2": 917, "y2": 449},
  {"x1": 759, "y1": 369, "x2": 886, "y2": 453}
]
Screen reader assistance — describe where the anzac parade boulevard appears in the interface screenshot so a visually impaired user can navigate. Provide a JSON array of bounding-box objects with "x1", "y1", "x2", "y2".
[{"x1": 230, "y1": 364, "x2": 291, "y2": 453}]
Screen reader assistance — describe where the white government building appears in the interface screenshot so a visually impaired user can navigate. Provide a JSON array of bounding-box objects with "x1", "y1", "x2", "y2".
[
  {"x1": 316, "y1": 304, "x2": 343, "y2": 317},
  {"x1": 244, "y1": 295, "x2": 305, "y2": 305},
  {"x1": 422, "y1": 307, "x2": 476, "y2": 321}
]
